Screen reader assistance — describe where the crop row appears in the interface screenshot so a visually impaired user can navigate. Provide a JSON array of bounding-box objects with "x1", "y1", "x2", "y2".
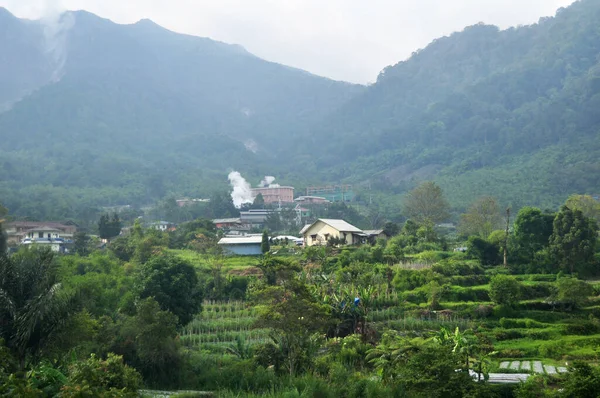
[
  {"x1": 185, "y1": 317, "x2": 257, "y2": 333},
  {"x1": 181, "y1": 328, "x2": 271, "y2": 346}
]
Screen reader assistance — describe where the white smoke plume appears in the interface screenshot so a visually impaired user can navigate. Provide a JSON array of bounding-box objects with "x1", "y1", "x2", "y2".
[
  {"x1": 260, "y1": 176, "x2": 276, "y2": 187},
  {"x1": 42, "y1": 7, "x2": 74, "y2": 83},
  {"x1": 228, "y1": 171, "x2": 255, "y2": 208}
]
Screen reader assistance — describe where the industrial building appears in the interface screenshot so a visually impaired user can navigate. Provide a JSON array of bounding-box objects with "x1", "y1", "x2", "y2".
[
  {"x1": 251, "y1": 186, "x2": 294, "y2": 204},
  {"x1": 218, "y1": 235, "x2": 264, "y2": 255}
]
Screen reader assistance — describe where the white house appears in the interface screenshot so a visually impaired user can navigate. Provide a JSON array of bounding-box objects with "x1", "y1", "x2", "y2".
[
  {"x1": 301, "y1": 219, "x2": 366, "y2": 247},
  {"x1": 150, "y1": 221, "x2": 176, "y2": 231},
  {"x1": 20, "y1": 227, "x2": 70, "y2": 252}
]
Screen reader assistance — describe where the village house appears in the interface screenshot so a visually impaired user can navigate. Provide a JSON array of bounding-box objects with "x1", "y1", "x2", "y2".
[
  {"x1": 364, "y1": 229, "x2": 387, "y2": 242},
  {"x1": 301, "y1": 219, "x2": 366, "y2": 247},
  {"x1": 149, "y1": 221, "x2": 176, "y2": 232},
  {"x1": 4, "y1": 221, "x2": 77, "y2": 247},
  {"x1": 212, "y1": 218, "x2": 250, "y2": 232}
]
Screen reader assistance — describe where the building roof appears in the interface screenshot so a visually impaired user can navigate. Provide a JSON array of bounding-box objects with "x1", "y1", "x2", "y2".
[
  {"x1": 307, "y1": 219, "x2": 363, "y2": 233},
  {"x1": 213, "y1": 218, "x2": 242, "y2": 224},
  {"x1": 274, "y1": 235, "x2": 302, "y2": 241},
  {"x1": 299, "y1": 224, "x2": 311, "y2": 234},
  {"x1": 23, "y1": 227, "x2": 63, "y2": 233},
  {"x1": 251, "y1": 186, "x2": 294, "y2": 190},
  {"x1": 218, "y1": 236, "x2": 263, "y2": 245},
  {"x1": 295, "y1": 196, "x2": 328, "y2": 201},
  {"x1": 364, "y1": 229, "x2": 384, "y2": 236},
  {"x1": 6, "y1": 221, "x2": 75, "y2": 230}
]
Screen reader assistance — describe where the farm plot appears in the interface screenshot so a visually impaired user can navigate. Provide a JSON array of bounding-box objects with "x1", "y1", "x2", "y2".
[{"x1": 181, "y1": 301, "x2": 271, "y2": 354}]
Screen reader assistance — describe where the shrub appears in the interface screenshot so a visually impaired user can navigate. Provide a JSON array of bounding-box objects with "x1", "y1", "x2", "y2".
[
  {"x1": 489, "y1": 275, "x2": 521, "y2": 306},
  {"x1": 60, "y1": 353, "x2": 141, "y2": 397}
]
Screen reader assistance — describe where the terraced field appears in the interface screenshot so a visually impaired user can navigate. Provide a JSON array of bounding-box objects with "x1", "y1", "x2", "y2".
[{"x1": 181, "y1": 301, "x2": 270, "y2": 354}]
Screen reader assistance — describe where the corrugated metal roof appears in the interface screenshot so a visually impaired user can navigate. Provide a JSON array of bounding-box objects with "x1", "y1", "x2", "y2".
[
  {"x1": 317, "y1": 219, "x2": 362, "y2": 233},
  {"x1": 213, "y1": 218, "x2": 242, "y2": 224},
  {"x1": 299, "y1": 224, "x2": 311, "y2": 234},
  {"x1": 364, "y1": 230, "x2": 384, "y2": 235},
  {"x1": 218, "y1": 236, "x2": 263, "y2": 245}
]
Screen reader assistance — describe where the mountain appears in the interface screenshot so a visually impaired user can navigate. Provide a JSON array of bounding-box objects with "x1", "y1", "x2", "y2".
[
  {"x1": 0, "y1": 8, "x2": 362, "y2": 219},
  {"x1": 298, "y1": 0, "x2": 600, "y2": 210},
  {"x1": 1, "y1": 1, "x2": 600, "y2": 221}
]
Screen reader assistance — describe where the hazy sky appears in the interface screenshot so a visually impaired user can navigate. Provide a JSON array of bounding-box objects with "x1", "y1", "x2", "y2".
[{"x1": 1, "y1": 0, "x2": 576, "y2": 83}]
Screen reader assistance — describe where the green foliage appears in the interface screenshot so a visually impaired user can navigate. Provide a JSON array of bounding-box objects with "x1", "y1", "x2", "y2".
[
  {"x1": 60, "y1": 353, "x2": 141, "y2": 397},
  {"x1": 565, "y1": 194, "x2": 600, "y2": 225},
  {"x1": 130, "y1": 298, "x2": 181, "y2": 387},
  {"x1": 550, "y1": 205, "x2": 599, "y2": 274},
  {"x1": 98, "y1": 213, "x2": 122, "y2": 240},
  {"x1": 467, "y1": 236, "x2": 501, "y2": 265},
  {"x1": 0, "y1": 248, "x2": 74, "y2": 369},
  {"x1": 553, "y1": 277, "x2": 594, "y2": 310},
  {"x1": 488, "y1": 275, "x2": 521, "y2": 307},
  {"x1": 560, "y1": 361, "x2": 600, "y2": 398},
  {"x1": 403, "y1": 181, "x2": 450, "y2": 224},
  {"x1": 261, "y1": 230, "x2": 270, "y2": 254},
  {"x1": 459, "y1": 196, "x2": 503, "y2": 238},
  {"x1": 136, "y1": 254, "x2": 202, "y2": 326},
  {"x1": 253, "y1": 278, "x2": 330, "y2": 376}
]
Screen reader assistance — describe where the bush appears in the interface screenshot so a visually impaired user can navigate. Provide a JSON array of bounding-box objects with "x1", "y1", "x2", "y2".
[
  {"x1": 432, "y1": 261, "x2": 484, "y2": 277},
  {"x1": 448, "y1": 275, "x2": 490, "y2": 287},
  {"x1": 489, "y1": 275, "x2": 521, "y2": 306},
  {"x1": 60, "y1": 353, "x2": 141, "y2": 397},
  {"x1": 445, "y1": 286, "x2": 490, "y2": 302}
]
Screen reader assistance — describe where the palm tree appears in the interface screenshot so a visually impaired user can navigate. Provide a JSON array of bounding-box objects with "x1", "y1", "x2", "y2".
[{"x1": 0, "y1": 248, "x2": 73, "y2": 370}]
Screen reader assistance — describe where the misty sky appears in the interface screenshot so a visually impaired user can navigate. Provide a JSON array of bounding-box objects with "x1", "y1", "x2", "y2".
[{"x1": 1, "y1": 0, "x2": 576, "y2": 83}]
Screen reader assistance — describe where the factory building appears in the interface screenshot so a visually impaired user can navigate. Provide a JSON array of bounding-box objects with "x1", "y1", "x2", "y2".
[{"x1": 251, "y1": 186, "x2": 295, "y2": 204}]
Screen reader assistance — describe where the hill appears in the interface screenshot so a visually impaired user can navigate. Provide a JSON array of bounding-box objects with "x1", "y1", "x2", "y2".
[
  {"x1": 299, "y1": 0, "x2": 600, "y2": 210},
  {"x1": 2, "y1": 1, "x2": 600, "y2": 221},
  {"x1": 0, "y1": 8, "x2": 362, "y2": 219}
]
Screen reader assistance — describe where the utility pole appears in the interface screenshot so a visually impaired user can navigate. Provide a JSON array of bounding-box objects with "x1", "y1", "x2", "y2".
[{"x1": 503, "y1": 208, "x2": 510, "y2": 267}]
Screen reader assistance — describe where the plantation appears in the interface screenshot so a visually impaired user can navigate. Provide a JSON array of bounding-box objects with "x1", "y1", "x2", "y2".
[{"x1": 1, "y1": 193, "x2": 600, "y2": 397}]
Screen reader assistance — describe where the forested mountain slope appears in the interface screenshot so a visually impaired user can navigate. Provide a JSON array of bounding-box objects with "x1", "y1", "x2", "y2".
[
  {"x1": 1, "y1": 0, "x2": 600, "y2": 220},
  {"x1": 298, "y1": 0, "x2": 600, "y2": 209},
  {"x1": 0, "y1": 9, "x2": 362, "y2": 218}
]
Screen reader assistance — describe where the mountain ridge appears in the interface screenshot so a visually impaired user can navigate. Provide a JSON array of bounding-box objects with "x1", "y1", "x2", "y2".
[{"x1": 1, "y1": 2, "x2": 599, "y2": 221}]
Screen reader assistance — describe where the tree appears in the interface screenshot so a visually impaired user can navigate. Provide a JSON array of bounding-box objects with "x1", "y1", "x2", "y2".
[
  {"x1": 61, "y1": 353, "x2": 141, "y2": 396},
  {"x1": 136, "y1": 254, "x2": 202, "y2": 326},
  {"x1": 560, "y1": 361, "x2": 600, "y2": 398},
  {"x1": 458, "y1": 196, "x2": 503, "y2": 238},
  {"x1": 513, "y1": 207, "x2": 555, "y2": 263},
  {"x1": 252, "y1": 193, "x2": 265, "y2": 209},
  {"x1": 0, "y1": 223, "x2": 6, "y2": 255},
  {"x1": 73, "y1": 231, "x2": 91, "y2": 256},
  {"x1": 553, "y1": 277, "x2": 593, "y2": 310},
  {"x1": 130, "y1": 298, "x2": 181, "y2": 387},
  {"x1": 0, "y1": 249, "x2": 74, "y2": 369},
  {"x1": 254, "y1": 279, "x2": 329, "y2": 376},
  {"x1": 549, "y1": 206, "x2": 598, "y2": 274},
  {"x1": 382, "y1": 222, "x2": 399, "y2": 237},
  {"x1": 261, "y1": 230, "x2": 270, "y2": 254},
  {"x1": 489, "y1": 274, "x2": 521, "y2": 307},
  {"x1": 565, "y1": 194, "x2": 600, "y2": 225},
  {"x1": 403, "y1": 181, "x2": 450, "y2": 224},
  {"x1": 0, "y1": 203, "x2": 6, "y2": 254},
  {"x1": 467, "y1": 236, "x2": 501, "y2": 266},
  {"x1": 98, "y1": 213, "x2": 121, "y2": 240}
]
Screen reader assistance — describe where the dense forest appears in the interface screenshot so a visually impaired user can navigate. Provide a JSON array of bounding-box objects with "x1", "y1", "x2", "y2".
[
  {"x1": 1, "y1": 186, "x2": 600, "y2": 396},
  {"x1": 1, "y1": 0, "x2": 600, "y2": 221}
]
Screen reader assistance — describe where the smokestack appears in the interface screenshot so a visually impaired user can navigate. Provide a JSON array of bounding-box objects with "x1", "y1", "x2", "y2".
[{"x1": 228, "y1": 171, "x2": 254, "y2": 208}]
